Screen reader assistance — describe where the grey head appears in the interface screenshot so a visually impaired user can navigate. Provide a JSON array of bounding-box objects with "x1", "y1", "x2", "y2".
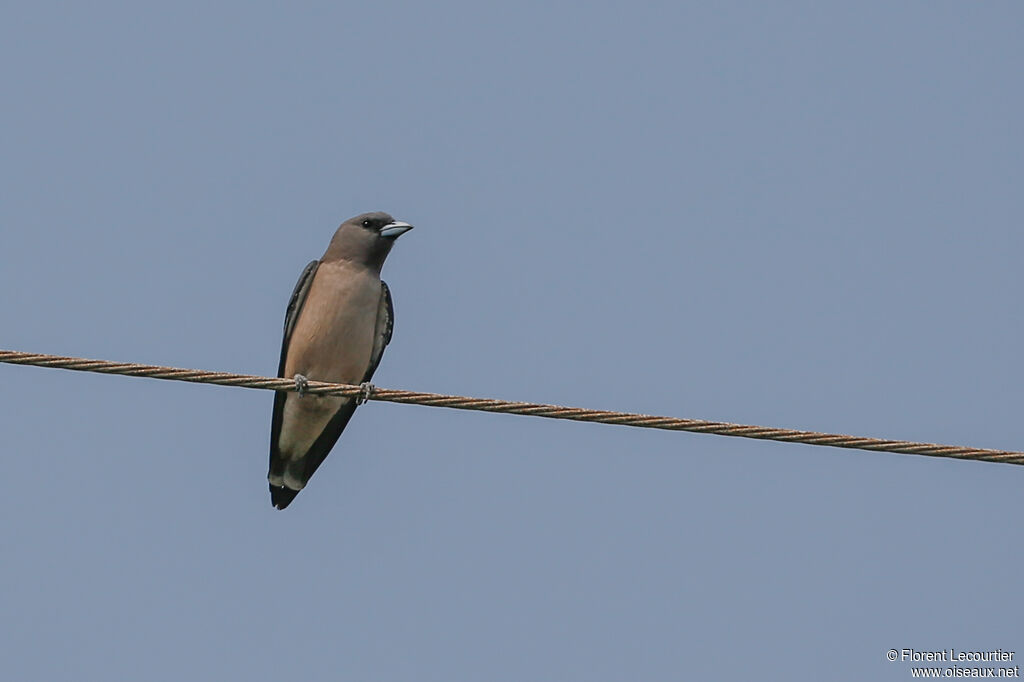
[{"x1": 322, "y1": 211, "x2": 414, "y2": 270}]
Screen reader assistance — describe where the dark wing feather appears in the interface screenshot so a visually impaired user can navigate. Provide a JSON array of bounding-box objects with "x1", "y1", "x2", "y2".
[
  {"x1": 362, "y1": 281, "x2": 394, "y2": 383},
  {"x1": 294, "y1": 280, "x2": 395, "y2": 488},
  {"x1": 278, "y1": 261, "x2": 321, "y2": 375},
  {"x1": 268, "y1": 260, "x2": 319, "y2": 491}
]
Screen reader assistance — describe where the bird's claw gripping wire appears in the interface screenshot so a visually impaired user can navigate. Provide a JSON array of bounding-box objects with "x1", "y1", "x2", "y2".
[
  {"x1": 356, "y1": 382, "x2": 375, "y2": 405},
  {"x1": 293, "y1": 374, "x2": 310, "y2": 397}
]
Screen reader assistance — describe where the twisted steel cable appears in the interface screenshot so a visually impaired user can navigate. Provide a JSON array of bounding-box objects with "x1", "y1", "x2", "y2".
[{"x1": 2, "y1": 349, "x2": 1022, "y2": 465}]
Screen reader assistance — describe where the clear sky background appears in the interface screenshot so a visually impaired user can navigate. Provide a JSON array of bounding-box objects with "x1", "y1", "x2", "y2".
[{"x1": 2, "y1": 3, "x2": 1022, "y2": 681}]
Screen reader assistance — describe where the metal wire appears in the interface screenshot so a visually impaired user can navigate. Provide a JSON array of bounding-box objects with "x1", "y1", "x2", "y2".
[{"x1": 2, "y1": 349, "x2": 1022, "y2": 465}]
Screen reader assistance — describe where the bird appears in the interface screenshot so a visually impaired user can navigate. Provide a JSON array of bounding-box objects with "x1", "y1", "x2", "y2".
[{"x1": 268, "y1": 211, "x2": 414, "y2": 509}]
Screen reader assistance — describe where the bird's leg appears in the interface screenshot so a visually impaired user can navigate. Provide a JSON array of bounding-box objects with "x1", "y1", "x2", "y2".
[
  {"x1": 293, "y1": 374, "x2": 310, "y2": 397},
  {"x1": 356, "y1": 382, "x2": 375, "y2": 405}
]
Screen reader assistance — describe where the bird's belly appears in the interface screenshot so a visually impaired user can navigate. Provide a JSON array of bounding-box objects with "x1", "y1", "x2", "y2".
[{"x1": 277, "y1": 393, "x2": 343, "y2": 462}]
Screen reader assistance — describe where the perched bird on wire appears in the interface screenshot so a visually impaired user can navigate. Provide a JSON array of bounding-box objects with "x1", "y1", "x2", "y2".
[{"x1": 267, "y1": 212, "x2": 414, "y2": 509}]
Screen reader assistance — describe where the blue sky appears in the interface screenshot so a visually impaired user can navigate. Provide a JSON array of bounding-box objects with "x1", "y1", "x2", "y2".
[{"x1": 2, "y1": 3, "x2": 1022, "y2": 680}]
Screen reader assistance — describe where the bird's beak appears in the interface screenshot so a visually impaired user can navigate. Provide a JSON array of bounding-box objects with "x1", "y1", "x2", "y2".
[{"x1": 379, "y1": 221, "x2": 414, "y2": 239}]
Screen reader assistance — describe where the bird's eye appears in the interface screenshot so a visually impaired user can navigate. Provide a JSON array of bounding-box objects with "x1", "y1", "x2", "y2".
[{"x1": 362, "y1": 219, "x2": 371, "y2": 228}]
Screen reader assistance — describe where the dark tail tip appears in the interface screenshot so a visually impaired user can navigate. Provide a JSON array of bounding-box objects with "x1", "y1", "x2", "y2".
[{"x1": 270, "y1": 484, "x2": 300, "y2": 510}]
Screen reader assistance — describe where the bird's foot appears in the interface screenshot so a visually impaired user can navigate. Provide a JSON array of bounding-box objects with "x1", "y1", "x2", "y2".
[
  {"x1": 293, "y1": 374, "x2": 310, "y2": 397},
  {"x1": 356, "y1": 382, "x2": 375, "y2": 405}
]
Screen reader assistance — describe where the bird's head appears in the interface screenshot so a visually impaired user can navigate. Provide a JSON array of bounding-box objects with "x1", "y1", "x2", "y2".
[{"x1": 324, "y1": 211, "x2": 414, "y2": 269}]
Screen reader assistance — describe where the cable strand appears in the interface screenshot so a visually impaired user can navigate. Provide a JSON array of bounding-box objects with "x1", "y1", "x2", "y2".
[{"x1": 2, "y1": 349, "x2": 1021, "y2": 465}]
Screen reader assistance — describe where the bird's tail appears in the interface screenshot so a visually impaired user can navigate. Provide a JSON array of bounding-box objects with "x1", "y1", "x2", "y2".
[{"x1": 270, "y1": 484, "x2": 300, "y2": 510}]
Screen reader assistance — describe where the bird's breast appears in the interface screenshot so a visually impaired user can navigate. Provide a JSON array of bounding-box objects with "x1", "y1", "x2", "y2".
[{"x1": 284, "y1": 262, "x2": 382, "y2": 384}]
